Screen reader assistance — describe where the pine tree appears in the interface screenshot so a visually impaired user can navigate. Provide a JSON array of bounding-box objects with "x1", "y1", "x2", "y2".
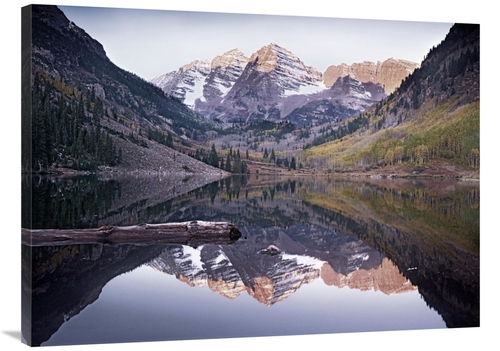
[
  {"x1": 208, "y1": 144, "x2": 220, "y2": 168},
  {"x1": 166, "y1": 131, "x2": 174, "y2": 148},
  {"x1": 270, "y1": 149, "x2": 276, "y2": 163},
  {"x1": 225, "y1": 153, "x2": 232, "y2": 172}
]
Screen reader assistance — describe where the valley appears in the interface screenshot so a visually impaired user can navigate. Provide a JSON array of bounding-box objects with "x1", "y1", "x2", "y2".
[{"x1": 23, "y1": 5, "x2": 479, "y2": 180}]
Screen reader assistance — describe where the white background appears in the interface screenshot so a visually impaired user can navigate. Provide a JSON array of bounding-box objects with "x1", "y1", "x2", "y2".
[{"x1": 2, "y1": 1, "x2": 496, "y2": 350}]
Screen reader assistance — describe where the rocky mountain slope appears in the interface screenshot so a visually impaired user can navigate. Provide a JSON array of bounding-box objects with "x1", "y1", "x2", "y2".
[
  {"x1": 23, "y1": 5, "x2": 225, "y2": 175},
  {"x1": 284, "y1": 75, "x2": 386, "y2": 126},
  {"x1": 323, "y1": 58, "x2": 420, "y2": 94},
  {"x1": 151, "y1": 49, "x2": 251, "y2": 112},
  {"x1": 211, "y1": 43, "x2": 325, "y2": 123}
]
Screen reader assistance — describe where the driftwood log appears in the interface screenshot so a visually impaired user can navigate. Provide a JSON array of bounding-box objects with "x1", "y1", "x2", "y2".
[{"x1": 22, "y1": 221, "x2": 241, "y2": 247}]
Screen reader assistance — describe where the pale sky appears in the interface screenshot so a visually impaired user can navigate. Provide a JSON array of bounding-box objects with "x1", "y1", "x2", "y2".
[{"x1": 59, "y1": 4, "x2": 453, "y2": 80}]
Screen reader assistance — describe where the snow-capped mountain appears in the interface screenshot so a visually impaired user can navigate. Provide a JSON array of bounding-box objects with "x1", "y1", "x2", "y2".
[
  {"x1": 148, "y1": 244, "x2": 325, "y2": 305},
  {"x1": 200, "y1": 49, "x2": 250, "y2": 104},
  {"x1": 151, "y1": 43, "x2": 326, "y2": 122},
  {"x1": 245, "y1": 43, "x2": 324, "y2": 96},
  {"x1": 150, "y1": 60, "x2": 211, "y2": 108},
  {"x1": 147, "y1": 235, "x2": 415, "y2": 306},
  {"x1": 151, "y1": 49, "x2": 250, "y2": 110},
  {"x1": 151, "y1": 44, "x2": 417, "y2": 124},
  {"x1": 209, "y1": 43, "x2": 325, "y2": 122}
]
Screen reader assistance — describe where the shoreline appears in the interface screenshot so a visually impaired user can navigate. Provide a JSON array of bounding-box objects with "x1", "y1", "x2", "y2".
[
  {"x1": 22, "y1": 160, "x2": 479, "y2": 181},
  {"x1": 21, "y1": 169, "x2": 480, "y2": 181}
]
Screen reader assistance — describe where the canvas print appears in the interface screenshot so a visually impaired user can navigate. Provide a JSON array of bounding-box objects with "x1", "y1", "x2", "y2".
[{"x1": 21, "y1": 3, "x2": 479, "y2": 347}]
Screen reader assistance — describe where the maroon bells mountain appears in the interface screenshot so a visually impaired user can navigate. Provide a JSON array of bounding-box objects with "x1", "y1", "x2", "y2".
[{"x1": 151, "y1": 44, "x2": 418, "y2": 125}]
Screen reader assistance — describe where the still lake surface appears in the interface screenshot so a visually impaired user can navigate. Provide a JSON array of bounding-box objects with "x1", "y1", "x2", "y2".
[{"x1": 22, "y1": 174, "x2": 479, "y2": 346}]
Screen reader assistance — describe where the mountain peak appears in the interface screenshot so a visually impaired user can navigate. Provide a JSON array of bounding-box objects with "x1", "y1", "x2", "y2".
[
  {"x1": 249, "y1": 43, "x2": 321, "y2": 81},
  {"x1": 181, "y1": 59, "x2": 210, "y2": 73},
  {"x1": 32, "y1": 5, "x2": 108, "y2": 61},
  {"x1": 225, "y1": 48, "x2": 245, "y2": 56},
  {"x1": 210, "y1": 49, "x2": 249, "y2": 69},
  {"x1": 250, "y1": 43, "x2": 284, "y2": 73}
]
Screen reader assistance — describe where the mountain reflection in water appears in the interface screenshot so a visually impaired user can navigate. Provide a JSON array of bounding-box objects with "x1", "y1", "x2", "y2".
[
  {"x1": 22, "y1": 175, "x2": 479, "y2": 346},
  {"x1": 148, "y1": 244, "x2": 416, "y2": 306}
]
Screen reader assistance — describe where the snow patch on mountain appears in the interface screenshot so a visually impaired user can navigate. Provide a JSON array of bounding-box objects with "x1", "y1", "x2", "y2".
[
  {"x1": 282, "y1": 253, "x2": 325, "y2": 269},
  {"x1": 183, "y1": 69, "x2": 208, "y2": 107},
  {"x1": 150, "y1": 59, "x2": 210, "y2": 108},
  {"x1": 214, "y1": 250, "x2": 231, "y2": 265},
  {"x1": 182, "y1": 245, "x2": 204, "y2": 271},
  {"x1": 283, "y1": 81, "x2": 327, "y2": 97}
]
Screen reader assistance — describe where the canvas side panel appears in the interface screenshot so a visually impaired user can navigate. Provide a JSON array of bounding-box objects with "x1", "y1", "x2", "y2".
[
  {"x1": 21, "y1": 5, "x2": 33, "y2": 175},
  {"x1": 21, "y1": 4, "x2": 33, "y2": 346}
]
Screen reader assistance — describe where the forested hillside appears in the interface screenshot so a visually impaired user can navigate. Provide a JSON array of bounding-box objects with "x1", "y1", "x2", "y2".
[
  {"x1": 22, "y1": 5, "x2": 223, "y2": 175},
  {"x1": 298, "y1": 24, "x2": 479, "y2": 177},
  {"x1": 30, "y1": 74, "x2": 122, "y2": 171}
]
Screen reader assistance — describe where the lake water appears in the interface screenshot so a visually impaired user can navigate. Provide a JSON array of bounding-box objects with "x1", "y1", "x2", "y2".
[{"x1": 21, "y1": 174, "x2": 479, "y2": 346}]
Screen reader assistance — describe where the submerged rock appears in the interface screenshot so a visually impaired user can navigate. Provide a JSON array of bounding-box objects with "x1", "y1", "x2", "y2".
[{"x1": 258, "y1": 245, "x2": 281, "y2": 256}]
